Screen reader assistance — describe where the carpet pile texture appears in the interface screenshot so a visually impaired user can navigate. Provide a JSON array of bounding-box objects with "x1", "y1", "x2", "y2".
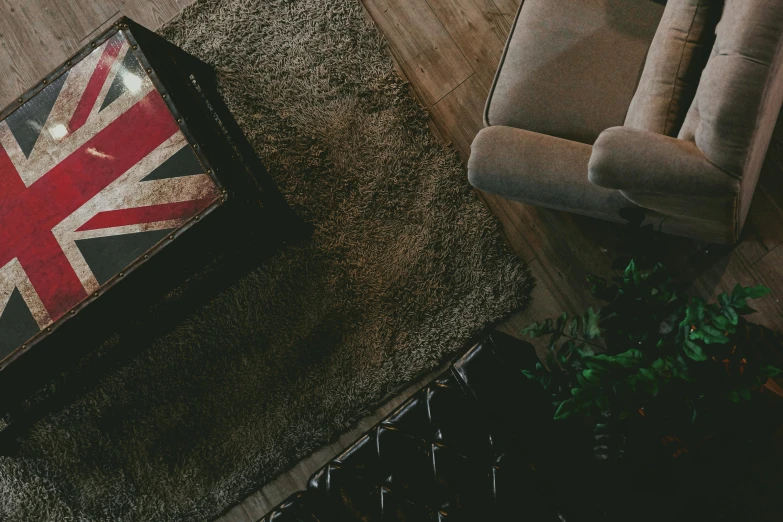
[{"x1": 0, "y1": 0, "x2": 529, "y2": 520}]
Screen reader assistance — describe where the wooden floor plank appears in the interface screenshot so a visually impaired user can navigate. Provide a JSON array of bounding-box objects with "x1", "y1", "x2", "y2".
[
  {"x1": 479, "y1": 192, "x2": 537, "y2": 263},
  {"x1": 118, "y1": 0, "x2": 183, "y2": 32},
  {"x1": 741, "y1": 186, "x2": 783, "y2": 262},
  {"x1": 53, "y1": 0, "x2": 120, "y2": 43},
  {"x1": 692, "y1": 247, "x2": 783, "y2": 332},
  {"x1": 501, "y1": 202, "x2": 615, "y2": 313},
  {"x1": 361, "y1": 0, "x2": 475, "y2": 105},
  {"x1": 0, "y1": 0, "x2": 79, "y2": 106},
  {"x1": 491, "y1": 0, "x2": 522, "y2": 30},
  {"x1": 430, "y1": 73, "x2": 487, "y2": 156},
  {"x1": 214, "y1": 503, "x2": 252, "y2": 522},
  {"x1": 425, "y1": 0, "x2": 507, "y2": 89}
]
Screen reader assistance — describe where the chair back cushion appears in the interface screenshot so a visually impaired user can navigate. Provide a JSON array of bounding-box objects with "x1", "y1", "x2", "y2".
[
  {"x1": 678, "y1": 0, "x2": 783, "y2": 229},
  {"x1": 679, "y1": 0, "x2": 783, "y2": 173},
  {"x1": 625, "y1": 0, "x2": 724, "y2": 136}
]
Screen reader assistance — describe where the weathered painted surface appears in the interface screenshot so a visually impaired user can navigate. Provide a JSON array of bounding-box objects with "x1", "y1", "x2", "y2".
[{"x1": 0, "y1": 32, "x2": 221, "y2": 360}]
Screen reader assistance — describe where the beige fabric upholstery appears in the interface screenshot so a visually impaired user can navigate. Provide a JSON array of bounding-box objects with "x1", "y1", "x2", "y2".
[
  {"x1": 588, "y1": 127, "x2": 739, "y2": 196},
  {"x1": 588, "y1": 126, "x2": 740, "y2": 242},
  {"x1": 591, "y1": 0, "x2": 783, "y2": 242},
  {"x1": 678, "y1": 0, "x2": 783, "y2": 234},
  {"x1": 625, "y1": 0, "x2": 724, "y2": 136},
  {"x1": 469, "y1": 126, "x2": 634, "y2": 222},
  {"x1": 484, "y1": 0, "x2": 663, "y2": 145},
  {"x1": 469, "y1": 0, "x2": 783, "y2": 244}
]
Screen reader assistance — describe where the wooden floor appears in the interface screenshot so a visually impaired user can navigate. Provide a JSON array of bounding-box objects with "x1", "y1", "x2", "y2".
[{"x1": 4, "y1": 0, "x2": 783, "y2": 521}]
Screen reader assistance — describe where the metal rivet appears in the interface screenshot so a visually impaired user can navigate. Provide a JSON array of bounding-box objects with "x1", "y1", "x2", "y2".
[
  {"x1": 168, "y1": 235, "x2": 174, "y2": 240},
  {"x1": 162, "y1": 94, "x2": 167, "y2": 99},
  {"x1": 22, "y1": 345, "x2": 26, "y2": 350},
  {"x1": 132, "y1": 45, "x2": 138, "y2": 50},
  {"x1": 193, "y1": 144, "x2": 199, "y2": 149},
  {"x1": 47, "y1": 327, "x2": 51, "y2": 332},
  {"x1": 17, "y1": 98, "x2": 22, "y2": 103},
  {"x1": 66, "y1": 61, "x2": 71, "y2": 66},
  {"x1": 195, "y1": 215, "x2": 200, "y2": 220},
  {"x1": 207, "y1": 170, "x2": 212, "y2": 174},
  {"x1": 94, "y1": 292, "x2": 99, "y2": 297},
  {"x1": 177, "y1": 118, "x2": 183, "y2": 124},
  {"x1": 143, "y1": 254, "x2": 148, "y2": 259},
  {"x1": 119, "y1": 272, "x2": 124, "y2": 277},
  {"x1": 147, "y1": 68, "x2": 152, "y2": 73},
  {"x1": 70, "y1": 310, "x2": 75, "y2": 315},
  {"x1": 91, "y1": 43, "x2": 96, "y2": 48},
  {"x1": 42, "y1": 79, "x2": 47, "y2": 85}
]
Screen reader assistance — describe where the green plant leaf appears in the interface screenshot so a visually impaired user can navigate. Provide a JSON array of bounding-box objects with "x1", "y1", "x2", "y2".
[
  {"x1": 583, "y1": 307, "x2": 602, "y2": 340},
  {"x1": 574, "y1": 344, "x2": 595, "y2": 359},
  {"x1": 568, "y1": 316, "x2": 580, "y2": 337},
  {"x1": 690, "y1": 325, "x2": 730, "y2": 345},
  {"x1": 732, "y1": 284, "x2": 771, "y2": 301},
  {"x1": 624, "y1": 259, "x2": 641, "y2": 283},
  {"x1": 670, "y1": 355, "x2": 692, "y2": 381},
  {"x1": 734, "y1": 302, "x2": 758, "y2": 316},
  {"x1": 680, "y1": 298, "x2": 706, "y2": 334},
  {"x1": 711, "y1": 314, "x2": 730, "y2": 330},
  {"x1": 587, "y1": 349, "x2": 644, "y2": 370},
  {"x1": 723, "y1": 305, "x2": 739, "y2": 325},
  {"x1": 636, "y1": 368, "x2": 659, "y2": 395},
  {"x1": 684, "y1": 340, "x2": 708, "y2": 361},
  {"x1": 554, "y1": 398, "x2": 579, "y2": 420},
  {"x1": 555, "y1": 312, "x2": 567, "y2": 333},
  {"x1": 582, "y1": 368, "x2": 603, "y2": 385},
  {"x1": 615, "y1": 348, "x2": 644, "y2": 367},
  {"x1": 576, "y1": 372, "x2": 592, "y2": 389},
  {"x1": 521, "y1": 369, "x2": 536, "y2": 380},
  {"x1": 521, "y1": 318, "x2": 555, "y2": 338}
]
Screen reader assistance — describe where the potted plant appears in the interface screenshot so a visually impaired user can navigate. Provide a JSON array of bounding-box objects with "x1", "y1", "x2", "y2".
[{"x1": 519, "y1": 260, "x2": 783, "y2": 520}]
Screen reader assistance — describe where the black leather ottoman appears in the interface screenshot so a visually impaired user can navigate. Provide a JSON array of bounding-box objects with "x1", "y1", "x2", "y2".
[{"x1": 257, "y1": 332, "x2": 575, "y2": 522}]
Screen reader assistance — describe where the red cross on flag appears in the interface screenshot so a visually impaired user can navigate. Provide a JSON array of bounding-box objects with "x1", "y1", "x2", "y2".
[{"x1": 0, "y1": 32, "x2": 222, "y2": 360}]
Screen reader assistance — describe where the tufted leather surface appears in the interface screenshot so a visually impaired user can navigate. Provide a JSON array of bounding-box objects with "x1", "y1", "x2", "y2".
[{"x1": 257, "y1": 332, "x2": 588, "y2": 522}]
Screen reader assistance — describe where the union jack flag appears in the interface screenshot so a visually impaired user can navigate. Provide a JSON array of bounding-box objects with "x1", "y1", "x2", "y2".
[{"x1": 0, "y1": 32, "x2": 222, "y2": 360}]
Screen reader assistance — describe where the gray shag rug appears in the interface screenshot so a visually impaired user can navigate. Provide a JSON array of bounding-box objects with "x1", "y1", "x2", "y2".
[{"x1": 0, "y1": 0, "x2": 529, "y2": 520}]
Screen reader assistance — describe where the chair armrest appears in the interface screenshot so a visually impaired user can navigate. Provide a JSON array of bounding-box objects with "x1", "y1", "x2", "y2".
[
  {"x1": 587, "y1": 127, "x2": 740, "y2": 197},
  {"x1": 468, "y1": 126, "x2": 632, "y2": 222}
]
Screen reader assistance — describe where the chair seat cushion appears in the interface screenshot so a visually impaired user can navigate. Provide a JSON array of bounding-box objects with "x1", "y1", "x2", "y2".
[{"x1": 485, "y1": 0, "x2": 664, "y2": 145}]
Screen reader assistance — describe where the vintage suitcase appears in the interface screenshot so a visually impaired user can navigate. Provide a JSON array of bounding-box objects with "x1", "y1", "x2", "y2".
[{"x1": 0, "y1": 18, "x2": 292, "y2": 422}]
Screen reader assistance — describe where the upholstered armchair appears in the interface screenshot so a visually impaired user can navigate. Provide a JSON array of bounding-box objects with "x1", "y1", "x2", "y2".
[{"x1": 468, "y1": 0, "x2": 783, "y2": 244}]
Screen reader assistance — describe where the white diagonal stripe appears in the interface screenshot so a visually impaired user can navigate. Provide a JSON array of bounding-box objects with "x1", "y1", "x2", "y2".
[
  {"x1": 0, "y1": 36, "x2": 153, "y2": 187},
  {"x1": 91, "y1": 41, "x2": 131, "y2": 121},
  {"x1": 52, "y1": 132, "x2": 219, "y2": 292}
]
